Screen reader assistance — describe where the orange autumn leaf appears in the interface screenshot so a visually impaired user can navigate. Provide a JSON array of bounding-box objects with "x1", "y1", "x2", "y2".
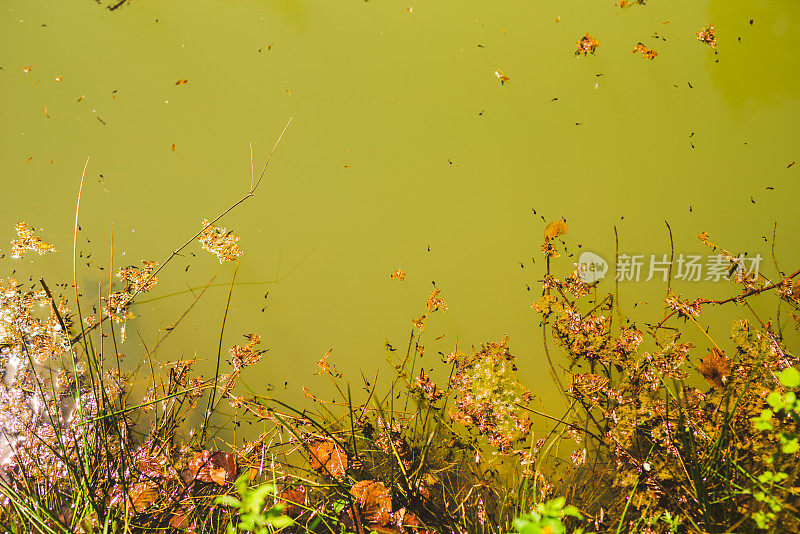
[
  {"x1": 187, "y1": 450, "x2": 237, "y2": 486},
  {"x1": 175, "y1": 79, "x2": 188, "y2": 85},
  {"x1": 698, "y1": 348, "x2": 731, "y2": 388},
  {"x1": 129, "y1": 482, "x2": 158, "y2": 512},
  {"x1": 350, "y1": 480, "x2": 393, "y2": 527},
  {"x1": 278, "y1": 486, "x2": 308, "y2": 518},
  {"x1": 307, "y1": 439, "x2": 347, "y2": 480},
  {"x1": 544, "y1": 220, "x2": 568, "y2": 244}
]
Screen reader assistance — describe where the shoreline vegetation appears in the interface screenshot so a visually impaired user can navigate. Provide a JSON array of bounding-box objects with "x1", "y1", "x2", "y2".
[{"x1": 1, "y1": 148, "x2": 799, "y2": 534}]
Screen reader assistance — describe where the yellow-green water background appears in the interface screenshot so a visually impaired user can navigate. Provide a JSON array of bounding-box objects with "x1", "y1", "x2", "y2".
[{"x1": 2, "y1": 0, "x2": 799, "y2": 432}]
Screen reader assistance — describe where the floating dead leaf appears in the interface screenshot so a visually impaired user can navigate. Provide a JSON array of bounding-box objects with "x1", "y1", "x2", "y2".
[
  {"x1": 187, "y1": 450, "x2": 237, "y2": 486},
  {"x1": 351, "y1": 480, "x2": 393, "y2": 527},
  {"x1": 129, "y1": 482, "x2": 158, "y2": 512},
  {"x1": 278, "y1": 486, "x2": 307, "y2": 518},
  {"x1": 22, "y1": 65, "x2": 34, "y2": 73},
  {"x1": 307, "y1": 439, "x2": 347, "y2": 480},
  {"x1": 698, "y1": 348, "x2": 731, "y2": 388},
  {"x1": 543, "y1": 220, "x2": 568, "y2": 244},
  {"x1": 175, "y1": 79, "x2": 188, "y2": 85}
]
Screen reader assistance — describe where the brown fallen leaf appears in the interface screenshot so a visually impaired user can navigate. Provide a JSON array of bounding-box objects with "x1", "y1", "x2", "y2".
[
  {"x1": 187, "y1": 450, "x2": 237, "y2": 486},
  {"x1": 129, "y1": 482, "x2": 158, "y2": 512},
  {"x1": 307, "y1": 439, "x2": 347, "y2": 480},
  {"x1": 351, "y1": 480, "x2": 393, "y2": 526},
  {"x1": 278, "y1": 486, "x2": 308, "y2": 518},
  {"x1": 698, "y1": 348, "x2": 731, "y2": 388}
]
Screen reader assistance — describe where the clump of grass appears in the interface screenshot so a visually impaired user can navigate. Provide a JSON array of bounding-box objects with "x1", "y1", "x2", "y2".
[
  {"x1": 2, "y1": 139, "x2": 799, "y2": 533},
  {"x1": 537, "y1": 229, "x2": 800, "y2": 532}
]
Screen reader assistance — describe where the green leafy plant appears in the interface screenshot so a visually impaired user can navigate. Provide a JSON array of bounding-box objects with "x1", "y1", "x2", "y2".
[
  {"x1": 512, "y1": 497, "x2": 585, "y2": 534},
  {"x1": 746, "y1": 367, "x2": 800, "y2": 529},
  {"x1": 215, "y1": 473, "x2": 293, "y2": 533}
]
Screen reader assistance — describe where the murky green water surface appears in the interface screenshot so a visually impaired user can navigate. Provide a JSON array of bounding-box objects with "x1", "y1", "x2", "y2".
[{"x1": 2, "y1": 0, "x2": 799, "y2": 429}]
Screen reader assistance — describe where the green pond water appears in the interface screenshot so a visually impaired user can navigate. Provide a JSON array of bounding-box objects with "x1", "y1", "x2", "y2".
[{"x1": 1, "y1": 0, "x2": 799, "y2": 432}]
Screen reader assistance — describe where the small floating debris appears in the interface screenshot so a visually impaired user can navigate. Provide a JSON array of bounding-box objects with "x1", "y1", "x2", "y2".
[
  {"x1": 10, "y1": 221, "x2": 57, "y2": 259},
  {"x1": 494, "y1": 69, "x2": 509, "y2": 85},
  {"x1": 632, "y1": 43, "x2": 658, "y2": 59},
  {"x1": 697, "y1": 24, "x2": 717, "y2": 50},
  {"x1": 576, "y1": 34, "x2": 600, "y2": 56},
  {"x1": 198, "y1": 219, "x2": 244, "y2": 263}
]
